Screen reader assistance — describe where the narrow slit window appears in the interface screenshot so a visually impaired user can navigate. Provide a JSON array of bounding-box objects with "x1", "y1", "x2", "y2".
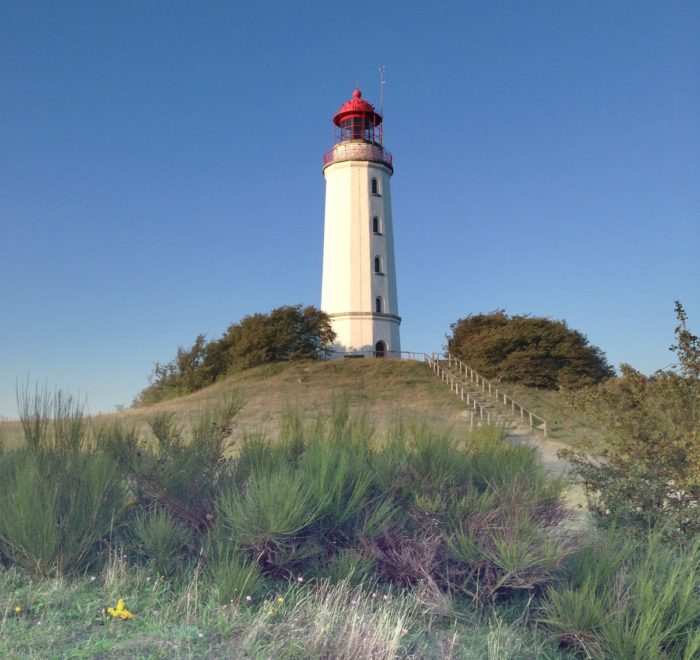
[
  {"x1": 374, "y1": 256, "x2": 383, "y2": 274},
  {"x1": 372, "y1": 216, "x2": 382, "y2": 234},
  {"x1": 371, "y1": 177, "x2": 379, "y2": 195},
  {"x1": 375, "y1": 297, "x2": 383, "y2": 313}
]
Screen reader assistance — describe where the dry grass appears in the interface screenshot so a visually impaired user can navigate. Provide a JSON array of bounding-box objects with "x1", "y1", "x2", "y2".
[
  {"x1": 496, "y1": 382, "x2": 605, "y2": 447},
  {"x1": 1, "y1": 360, "x2": 604, "y2": 450},
  {"x1": 73, "y1": 360, "x2": 467, "y2": 444}
]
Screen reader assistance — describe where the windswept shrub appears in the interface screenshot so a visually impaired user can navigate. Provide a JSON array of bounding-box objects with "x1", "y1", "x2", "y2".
[
  {"x1": 299, "y1": 437, "x2": 374, "y2": 541},
  {"x1": 213, "y1": 409, "x2": 569, "y2": 603},
  {"x1": 320, "y1": 550, "x2": 377, "y2": 585},
  {"x1": 217, "y1": 467, "x2": 324, "y2": 575},
  {"x1": 447, "y1": 311, "x2": 614, "y2": 389},
  {"x1": 206, "y1": 532, "x2": 267, "y2": 604},
  {"x1": 364, "y1": 426, "x2": 571, "y2": 602}
]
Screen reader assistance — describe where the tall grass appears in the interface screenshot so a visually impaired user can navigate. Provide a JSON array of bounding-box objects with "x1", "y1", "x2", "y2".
[
  {"x1": 5, "y1": 391, "x2": 694, "y2": 657},
  {"x1": 540, "y1": 528, "x2": 700, "y2": 659},
  {"x1": 215, "y1": 408, "x2": 572, "y2": 605},
  {"x1": 0, "y1": 387, "x2": 125, "y2": 576}
]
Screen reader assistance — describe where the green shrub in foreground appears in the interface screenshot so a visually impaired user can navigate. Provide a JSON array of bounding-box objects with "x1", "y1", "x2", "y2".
[
  {"x1": 129, "y1": 507, "x2": 193, "y2": 577},
  {"x1": 206, "y1": 532, "x2": 267, "y2": 604},
  {"x1": 0, "y1": 386, "x2": 126, "y2": 576},
  {"x1": 100, "y1": 397, "x2": 242, "y2": 534},
  {"x1": 216, "y1": 413, "x2": 571, "y2": 604},
  {"x1": 540, "y1": 529, "x2": 700, "y2": 659}
]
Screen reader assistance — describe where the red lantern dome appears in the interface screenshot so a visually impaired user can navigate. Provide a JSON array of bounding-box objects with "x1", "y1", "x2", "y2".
[
  {"x1": 323, "y1": 88, "x2": 392, "y2": 171},
  {"x1": 331, "y1": 88, "x2": 383, "y2": 145},
  {"x1": 332, "y1": 89, "x2": 383, "y2": 129}
]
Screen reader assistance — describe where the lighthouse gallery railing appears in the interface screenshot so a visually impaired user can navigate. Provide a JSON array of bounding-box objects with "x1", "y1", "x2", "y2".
[{"x1": 323, "y1": 142, "x2": 393, "y2": 168}]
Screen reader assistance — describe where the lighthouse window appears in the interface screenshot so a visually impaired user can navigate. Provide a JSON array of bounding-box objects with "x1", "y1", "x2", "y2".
[
  {"x1": 371, "y1": 178, "x2": 379, "y2": 195},
  {"x1": 372, "y1": 216, "x2": 382, "y2": 235},
  {"x1": 340, "y1": 117, "x2": 364, "y2": 141},
  {"x1": 375, "y1": 297, "x2": 383, "y2": 313},
  {"x1": 374, "y1": 256, "x2": 383, "y2": 274}
]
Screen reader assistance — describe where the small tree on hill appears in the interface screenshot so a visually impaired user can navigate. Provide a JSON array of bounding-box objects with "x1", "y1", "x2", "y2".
[
  {"x1": 447, "y1": 310, "x2": 614, "y2": 389},
  {"x1": 218, "y1": 304, "x2": 336, "y2": 371},
  {"x1": 134, "y1": 305, "x2": 335, "y2": 406}
]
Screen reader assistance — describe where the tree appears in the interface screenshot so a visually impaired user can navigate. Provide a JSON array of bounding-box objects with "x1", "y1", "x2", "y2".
[
  {"x1": 564, "y1": 302, "x2": 700, "y2": 540},
  {"x1": 447, "y1": 311, "x2": 614, "y2": 389},
  {"x1": 221, "y1": 305, "x2": 336, "y2": 371},
  {"x1": 134, "y1": 305, "x2": 335, "y2": 406}
]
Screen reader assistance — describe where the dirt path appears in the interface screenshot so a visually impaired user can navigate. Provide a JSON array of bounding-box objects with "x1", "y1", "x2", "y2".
[{"x1": 506, "y1": 430, "x2": 593, "y2": 531}]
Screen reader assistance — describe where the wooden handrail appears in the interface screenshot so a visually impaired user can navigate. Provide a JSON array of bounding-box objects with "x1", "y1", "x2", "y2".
[
  {"x1": 332, "y1": 349, "x2": 546, "y2": 436},
  {"x1": 434, "y1": 352, "x2": 548, "y2": 437}
]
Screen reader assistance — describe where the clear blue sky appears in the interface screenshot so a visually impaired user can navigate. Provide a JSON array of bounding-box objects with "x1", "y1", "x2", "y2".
[{"x1": 1, "y1": 2, "x2": 698, "y2": 416}]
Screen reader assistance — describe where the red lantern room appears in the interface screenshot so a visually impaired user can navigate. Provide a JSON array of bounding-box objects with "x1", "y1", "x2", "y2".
[
  {"x1": 333, "y1": 88, "x2": 383, "y2": 144},
  {"x1": 323, "y1": 89, "x2": 392, "y2": 170}
]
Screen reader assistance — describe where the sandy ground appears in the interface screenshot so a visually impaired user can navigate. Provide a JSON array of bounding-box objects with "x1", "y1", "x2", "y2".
[{"x1": 504, "y1": 429, "x2": 592, "y2": 531}]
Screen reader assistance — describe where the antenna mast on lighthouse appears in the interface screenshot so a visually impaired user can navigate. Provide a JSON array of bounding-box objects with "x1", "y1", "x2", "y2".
[{"x1": 378, "y1": 65, "x2": 386, "y2": 145}]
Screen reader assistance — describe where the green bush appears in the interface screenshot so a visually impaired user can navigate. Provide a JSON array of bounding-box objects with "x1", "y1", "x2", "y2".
[
  {"x1": 135, "y1": 304, "x2": 336, "y2": 405},
  {"x1": 206, "y1": 531, "x2": 267, "y2": 603},
  {"x1": 363, "y1": 426, "x2": 571, "y2": 602},
  {"x1": 564, "y1": 302, "x2": 700, "y2": 540},
  {"x1": 101, "y1": 398, "x2": 242, "y2": 533},
  {"x1": 320, "y1": 550, "x2": 376, "y2": 585},
  {"x1": 298, "y1": 436, "x2": 374, "y2": 541},
  {"x1": 540, "y1": 530, "x2": 700, "y2": 659},
  {"x1": 129, "y1": 507, "x2": 192, "y2": 577},
  {"x1": 447, "y1": 310, "x2": 614, "y2": 389},
  {"x1": 0, "y1": 388, "x2": 125, "y2": 576}
]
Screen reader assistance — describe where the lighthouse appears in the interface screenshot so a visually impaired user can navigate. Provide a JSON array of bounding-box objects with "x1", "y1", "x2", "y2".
[{"x1": 321, "y1": 89, "x2": 401, "y2": 357}]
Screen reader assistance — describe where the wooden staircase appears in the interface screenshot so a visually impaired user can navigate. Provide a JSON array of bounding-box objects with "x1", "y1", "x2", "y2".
[{"x1": 425, "y1": 353, "x2": 547, "y2": 437}]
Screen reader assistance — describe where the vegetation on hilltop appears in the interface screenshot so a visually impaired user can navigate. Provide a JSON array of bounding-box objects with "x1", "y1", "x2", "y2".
[
  {"x1": 135, "y1": 304, "x2": 335, "y2": 406},
  {"x1": 447, "y1": 310, "x2": 615, "y2": 389}
]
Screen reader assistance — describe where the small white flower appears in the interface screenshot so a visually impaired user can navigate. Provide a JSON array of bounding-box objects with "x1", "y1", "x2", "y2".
[
  {"x1": 245, "y1": 595, "x2": 252, "y2": 602},
  {"x1": 297, "y1": 575, "x2": 304, "y2": 582},
  {"x1": 89, "y1": 576, "x2": 96, "y2": 582}
]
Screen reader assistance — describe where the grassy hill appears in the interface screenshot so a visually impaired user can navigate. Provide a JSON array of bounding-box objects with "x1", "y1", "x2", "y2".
[
  {"x1": 120, "y1": 359, "x2": 467, "y2": 438},
  {"x1": 1, "y1": 359, "x2": 605, "y2": 449}
]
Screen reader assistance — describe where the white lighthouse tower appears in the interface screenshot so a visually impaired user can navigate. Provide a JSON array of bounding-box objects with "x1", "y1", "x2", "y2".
[{"x1": 321, "y1": 89, "x2": 400, "y2": 357}]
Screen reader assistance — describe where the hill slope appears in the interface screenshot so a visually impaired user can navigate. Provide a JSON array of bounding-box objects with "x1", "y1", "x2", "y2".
[
  {"x1": 2, "y1": 359, "x2": 604, "y2": 449},
  {"x1": 124, "y1": 359, "x2": 467, "y2": 437}
]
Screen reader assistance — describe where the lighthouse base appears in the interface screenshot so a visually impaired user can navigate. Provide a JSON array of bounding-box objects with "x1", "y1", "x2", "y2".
[{"x1": 327, "y1": 312, "x2": 401, "y2": 358}]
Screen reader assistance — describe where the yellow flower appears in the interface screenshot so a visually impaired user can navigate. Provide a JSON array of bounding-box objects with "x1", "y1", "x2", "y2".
[
  {"x1": 107, "y1": 598, "x2": 134, "y2": 620},
  {"x1": 276, "y1": 596, "x2": 284, "y2": 604},
  {"x1": 14, "y1": 606, "x2": 22, "y2": 613}
]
